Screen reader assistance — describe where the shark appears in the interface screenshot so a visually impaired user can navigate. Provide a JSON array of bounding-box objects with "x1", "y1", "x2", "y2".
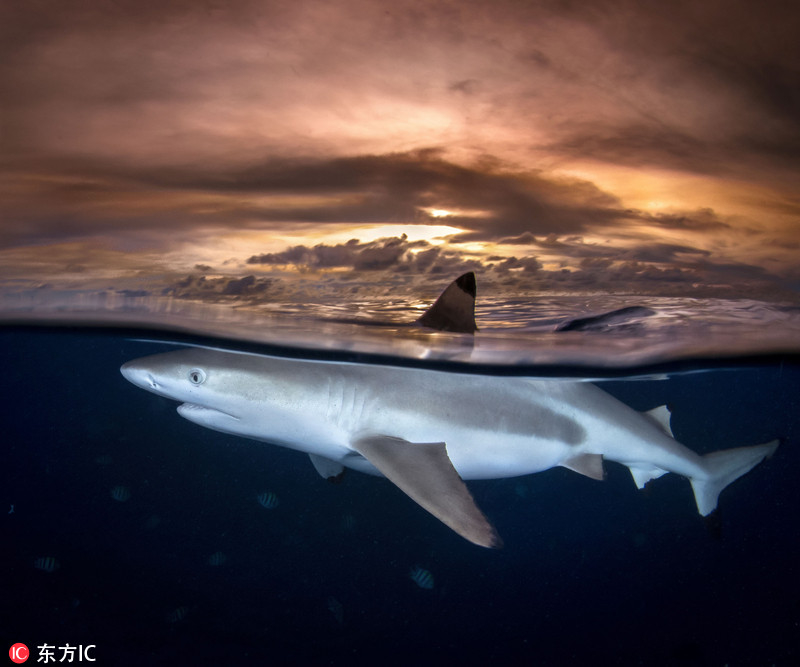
[{"x1": 120, "y1": 274, "x2": 779, "y2": 547}]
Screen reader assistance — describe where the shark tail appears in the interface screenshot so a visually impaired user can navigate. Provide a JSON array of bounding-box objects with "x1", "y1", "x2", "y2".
[{"x1": 690, "y1": 439, "x2": 780, "y2": 516}]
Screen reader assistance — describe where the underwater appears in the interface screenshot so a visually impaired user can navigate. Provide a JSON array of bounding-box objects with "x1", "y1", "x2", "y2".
[{"x1": 2, "y1": 279, "x2": 799, "y2": 666}]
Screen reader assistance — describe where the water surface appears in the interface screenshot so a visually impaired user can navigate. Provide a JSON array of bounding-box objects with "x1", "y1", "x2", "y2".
[{"x1": 2, "y1": 294, "x2": 799, "y2": 665}]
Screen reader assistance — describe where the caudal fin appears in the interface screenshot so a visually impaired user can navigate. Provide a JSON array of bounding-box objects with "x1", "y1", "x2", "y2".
[{"x1": 690, "y1": 440, "x2": 780, "y2": 516}]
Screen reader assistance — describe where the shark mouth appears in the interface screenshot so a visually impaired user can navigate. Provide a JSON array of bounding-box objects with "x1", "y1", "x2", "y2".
[{"x1": 177, "y1": 403, "x2": 240, "y2": 421}]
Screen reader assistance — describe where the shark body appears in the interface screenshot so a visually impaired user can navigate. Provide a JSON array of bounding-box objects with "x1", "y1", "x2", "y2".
[{"x1": 120, "y1": 274, "x2": 778, "y2": 547}]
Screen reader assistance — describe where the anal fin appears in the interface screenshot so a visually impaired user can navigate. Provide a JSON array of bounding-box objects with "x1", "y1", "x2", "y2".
[
  {"x1": 629, "y1": 466, "x2": 668, "y2": 489},
  {"x1": 352, "y1": 435, "x2": 501, "y2": 548}
]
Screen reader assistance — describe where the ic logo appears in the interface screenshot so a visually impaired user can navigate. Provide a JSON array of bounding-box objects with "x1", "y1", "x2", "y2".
[{"x1": 9, "y1": 644, "x2": 29, "y2": 664}]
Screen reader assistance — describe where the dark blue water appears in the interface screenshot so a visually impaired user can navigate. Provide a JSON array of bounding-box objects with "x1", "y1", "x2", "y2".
[{"x1": 2, "y1": 330, "x2": 799, "y2": 665}]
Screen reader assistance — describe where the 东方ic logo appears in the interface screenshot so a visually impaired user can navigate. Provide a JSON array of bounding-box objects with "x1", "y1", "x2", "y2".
[{"x1": 9, "y1": 644, "x2": 29, "y2": 664}]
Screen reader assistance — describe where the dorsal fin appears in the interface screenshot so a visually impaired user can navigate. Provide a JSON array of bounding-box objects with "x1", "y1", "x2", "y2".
[
  {"x1": 414, "y1": 272, "x2": 478, "y2": 334},
  {"x1": 644, "y1": 405, "x2": 673, "y2": 437}
]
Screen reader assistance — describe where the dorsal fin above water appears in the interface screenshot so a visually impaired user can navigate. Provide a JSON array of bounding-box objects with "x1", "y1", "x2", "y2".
[{"x1": 415, "y1": 272, "x2": 478, "y2": 334}]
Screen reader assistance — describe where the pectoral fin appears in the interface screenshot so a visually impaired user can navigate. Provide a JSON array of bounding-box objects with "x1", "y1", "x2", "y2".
[{"x1": 352, "y1": 435, "x2": 502, "y2": 548}]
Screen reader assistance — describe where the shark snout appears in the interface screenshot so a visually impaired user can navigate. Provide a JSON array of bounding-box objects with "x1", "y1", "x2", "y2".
[{"x1": 120, "y1": 362, "x2": 159, "y2": 390}]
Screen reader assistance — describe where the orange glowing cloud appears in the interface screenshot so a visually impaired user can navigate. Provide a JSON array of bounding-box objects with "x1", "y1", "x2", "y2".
[{"x1": 0, "y1": 0, "x2": 797, "y2": 300}]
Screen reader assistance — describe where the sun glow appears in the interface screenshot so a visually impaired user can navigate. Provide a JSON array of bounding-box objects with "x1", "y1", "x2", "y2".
[
  {"x1": 319, "y1": 223, "x2": 465, "y2": 245},
  {"x1": 421, "y1": 207, "x2": 493, "y2": 220}
]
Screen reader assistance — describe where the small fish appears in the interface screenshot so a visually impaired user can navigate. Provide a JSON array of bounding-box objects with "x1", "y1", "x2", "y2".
[
  {"x1": 409, "y1": 566, "x2": 434, "y2": 590},
  {"x1": 257, "y1": 491, "x2": 279, "y2": 509},
  {"x1": 8, "y1": 504, "x2": 14, "y2": 514},
  {"x1": 34, "y1": 556, "x2": 60, "y2": 573},
  {"x1": 110, "y1": 485, "x2": 131, "y2": 502},
  {"x1": 165, "y1": 606, "x2": 191, "y2": 624},
  {"x1": 327, "y1": 596, "x2": 344, "y2": 626},
  {"x1": 207, "y1": 551, "x2": 227, "y2": 566}
]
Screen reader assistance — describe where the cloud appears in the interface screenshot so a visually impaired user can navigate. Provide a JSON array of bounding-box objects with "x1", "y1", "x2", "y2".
[
  {"x1": 0, "y1": 0, "x2": 797, "y2": 301},
  {"x1": 498, "y1": 232, "x2": 538, "y2": 245},
  {"x1": 248, "y1": 241, "x2": 360, "y2": 270},
  {"x1": 141, "y1": 148, "x2": 626, "y2": 242},
  {"x1": 4, "y1": 0, "x2": 796, "y2": 182},
  {"x1": 449, "y1": 79, "x2": 480, "y2": 95},
  {"x1": 167, "y1": 274, "x2": 274, "y2": 300},
  {"x1": 630, "y1": 208, "x2": 731, "y2": 232},
  {"x1": 241, "y1": 230, "x2": 721, "y2": 294},
  {"x1": 492, "y1": 256, "x2": 542, "y2": 274},
  {"x1": 1, "y1": 149, "x2": 631, "y2": 250},
  {"x1": 247, "y1": 234, "x2": 473, "y2": 275},
  {"x1": 149, "y1": 224, "x2": 794, "y2": 303},
  {"x1": 622, "y1": 243, "x2": 711, "y2": 264}
]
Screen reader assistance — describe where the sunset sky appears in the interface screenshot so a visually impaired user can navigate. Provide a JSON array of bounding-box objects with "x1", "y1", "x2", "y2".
[{"x1": 2, "y1": 0, "x2": 798, "y2": 302}]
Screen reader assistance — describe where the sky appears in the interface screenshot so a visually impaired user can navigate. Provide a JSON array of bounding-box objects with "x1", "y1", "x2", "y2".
[{"x1": 1, "y1": 0, "x2": 798, "y2": 303}]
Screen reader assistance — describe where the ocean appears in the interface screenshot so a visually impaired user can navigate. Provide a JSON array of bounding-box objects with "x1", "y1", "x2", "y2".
[{"x1": 2, "y1": 293, "x2": 799, "y2": 666}]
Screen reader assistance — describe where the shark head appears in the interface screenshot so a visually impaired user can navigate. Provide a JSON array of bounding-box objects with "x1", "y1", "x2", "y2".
[
  {"x1": 120, "y1": 347, "x2": 337, "y2": 448},
  {"x1": 121, "y1": 349, "x2": 246, "y2": 430}
]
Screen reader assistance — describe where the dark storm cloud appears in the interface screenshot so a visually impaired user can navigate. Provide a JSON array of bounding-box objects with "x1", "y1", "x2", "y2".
[
  {"x1": 151, "y1": 149, "x2": 625, "y2": 238},
  {"x1": 494, "y1": 236, "x2": 711, "y2": 267},
  {"x1": 622, "y1": 244, "x2": 711, "y2": 264},
  {"x1": 548, "y1": 126, "x2": 714, "y2": 174},
  {"x1": 498, "y1": 232, "x2": 538, "y2": 245},
  {"x1": 1, "y1": 149, "x2": 630, "y2": 248},
  {"x1": 631, "y1": 208, "x2": 731, "y2": 232},
  {"x1": 0, "y1": 161, "x2": 212, "y2": 248},
  {"x1": 547, "y1": 122, "x2": 798, "y2": 184}
]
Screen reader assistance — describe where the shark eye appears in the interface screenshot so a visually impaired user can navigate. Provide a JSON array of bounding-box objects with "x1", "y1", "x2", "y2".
[{"x1": 188, "y1": 368, "x2": 207, "y2": 385}]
